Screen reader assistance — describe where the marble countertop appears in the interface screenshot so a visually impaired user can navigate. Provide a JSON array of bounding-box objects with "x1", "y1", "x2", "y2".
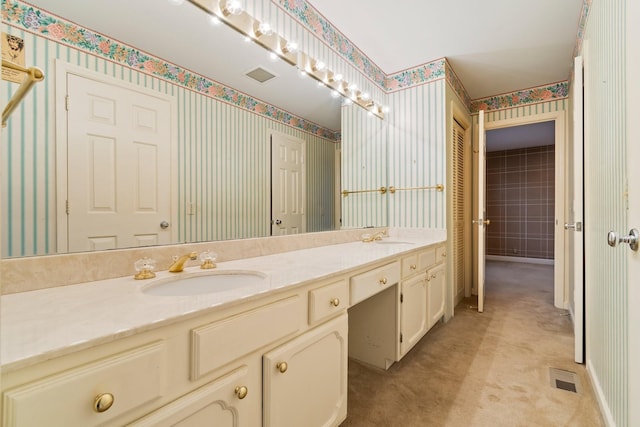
[{"x1": 1, "y1": 231, "x2": 445, "y2": 372}]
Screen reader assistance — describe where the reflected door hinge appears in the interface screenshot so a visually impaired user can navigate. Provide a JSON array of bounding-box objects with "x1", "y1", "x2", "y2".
[
  {"x1": 400, "y1": 333, "x2": 403, "y2": 343},
  {"x1": 65, "y1": 95, "x2": 70, "y2": 111},
  {"x1": 65, "y1": 200, "x2": 70, "y2": 215},
  {"x1": 400, "y1": 293, "x2": 404, "y2": 303}
]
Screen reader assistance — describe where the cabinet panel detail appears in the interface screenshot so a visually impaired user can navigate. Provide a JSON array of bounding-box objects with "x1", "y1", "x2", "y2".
[
  {"x1": 2, "y1": 341, "x2": 166, "y2": 427},
  {"x1": 191, "y1": 296, "x2": 302, "y2": 380},
  {"x1": 400, "y1": 274, "x2": 428, "y2": 356},
  {"x1": 128, "y1": 365, "x2": 256, "y2": 427},
  {"x1": 263, "y1": 314, "x2": 348, "y2": 427}
]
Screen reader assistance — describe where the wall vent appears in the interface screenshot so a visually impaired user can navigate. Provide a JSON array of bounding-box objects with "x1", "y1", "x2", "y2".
[{"x1": 245, "y1": 67, "x2": 276, "y2": 83}]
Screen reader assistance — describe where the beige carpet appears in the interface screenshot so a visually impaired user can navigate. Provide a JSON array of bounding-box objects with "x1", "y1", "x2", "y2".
[{"x1": 341, "y1": 261, "x2": 603, "y2": 427}]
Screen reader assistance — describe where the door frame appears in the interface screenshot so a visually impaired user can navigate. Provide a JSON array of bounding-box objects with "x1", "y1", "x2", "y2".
[
  {"x1": 54, "y1": 60, "x2": 178, "y2": 253},
  {"x1": 473, "y1": 109, "x2": 567, "y2": 309}
]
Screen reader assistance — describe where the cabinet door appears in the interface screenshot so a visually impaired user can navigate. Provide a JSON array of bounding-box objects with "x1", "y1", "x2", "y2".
[
  {"x1": 263, "y1": 314, "x2": 348, "y2": 427},
  {"x1": 128, "y1": 364, "x2": 258, "y2": 427},
  {"x1": 399, "y1": 274, "x2": 428, "y2": 357},
  {"x1": 427, "y1": 264, "x2": 446, "y2": 329}
]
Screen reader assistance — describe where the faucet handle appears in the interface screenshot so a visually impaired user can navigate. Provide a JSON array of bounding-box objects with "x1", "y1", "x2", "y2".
[
  {"x1": 200, "y1": 250, "x2": 218, "y2": 269},
  {"x1": 134, "y1": 257, "x2": 156, "y2": 280}
]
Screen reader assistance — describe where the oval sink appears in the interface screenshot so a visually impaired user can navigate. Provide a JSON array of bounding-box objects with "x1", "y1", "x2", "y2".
[
  {"x1": 142, "y1": 270, "x2": 267, "y2": 296},
  {"x1": 374, "y1": 240, "x2": 414, "y2": 245}
]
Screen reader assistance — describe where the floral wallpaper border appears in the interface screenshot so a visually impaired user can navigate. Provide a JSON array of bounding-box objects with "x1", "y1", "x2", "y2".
[
  {"x1": 2, "y1": 0, "x2": 340, "y2": 141},
  {"x1": 469, "y1": 81, "x2": 569, "y2": 113}
]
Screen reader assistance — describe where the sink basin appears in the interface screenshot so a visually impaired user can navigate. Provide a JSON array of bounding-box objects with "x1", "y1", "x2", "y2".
[
  {"x1": 374, "y1": 240, "x2": 414, "y2": 245},
  {"x1": 142, "y1": 270, "x2": 267, "y2": 296}
]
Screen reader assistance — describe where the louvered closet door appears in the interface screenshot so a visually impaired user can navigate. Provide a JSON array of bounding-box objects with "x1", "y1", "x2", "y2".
[{"x1": 452, "y1": 121, "x2": 466, "y2": 300}]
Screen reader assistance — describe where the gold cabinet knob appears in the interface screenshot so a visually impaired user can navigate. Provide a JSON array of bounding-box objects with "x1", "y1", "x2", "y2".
[
  {"x1": 432, "y1": 274, "x2": 437, "y2": 279},
  {"x1": 94, "y1": 393, "x2": 114, "y2": 413},
  {"x1": 410, "y1": 264, "x2": 417, "y2": 270},
  {"x1": 277, "y1": 362, "x2": 288, "y2": 373},
  {"x1": 330, "y1": 298, "x2": 340, "y2": 307},
  {"x1": 235, "y1": 385, "x2": 248, "y2": 400},
  {"x1": 441, "y1": 252, "x2": 447, "y2": 258},
  {"x1": 379, "y1": 277, "x2": 388, "y2": 285}
]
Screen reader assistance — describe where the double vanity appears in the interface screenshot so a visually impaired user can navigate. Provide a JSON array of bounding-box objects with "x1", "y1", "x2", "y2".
[{"x1": 0, "y1": 229, "x2": 446, "y2": 426}]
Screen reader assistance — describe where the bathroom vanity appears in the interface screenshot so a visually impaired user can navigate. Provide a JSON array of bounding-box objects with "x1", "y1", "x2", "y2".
[{"x1": 0, "y1": 231, "x2": 446, "y2": 426}]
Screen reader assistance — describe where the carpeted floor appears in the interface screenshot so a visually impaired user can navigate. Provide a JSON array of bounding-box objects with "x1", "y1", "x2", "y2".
[{"x1": 341, "y1": 261, "x2": 603, "y2": 427}]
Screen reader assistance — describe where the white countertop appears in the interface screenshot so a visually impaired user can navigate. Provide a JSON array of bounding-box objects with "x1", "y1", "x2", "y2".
[{"x1": 1, "y1": 232, "x2": 445, "y2": 372}]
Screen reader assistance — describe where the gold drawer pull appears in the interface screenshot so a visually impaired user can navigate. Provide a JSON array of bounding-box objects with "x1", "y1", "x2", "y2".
[
  {"x1": 277, "y1": 361, "x2": 288, "y2": 373},
  {"x1": 410, "y1": 264, "x2": 417, "y2": 270},
  {"x1": 330, "y1": 298, "x2": 340, "y2": 307},
  {"x1": 432, "y1": 274, "x2": 437, "y2": 279},
  {"x1": 379, "y1": 277, "x2": 388, "y2": 285},
  {"x1": 94, "y1": 393, "x2": 114, "y2": 413},
  {"x1": 441, "y1": 252, "x2": 446, "y2": 257},
  {"x1": 235, "y1": 385, "x2": 248, "y2": 400}
]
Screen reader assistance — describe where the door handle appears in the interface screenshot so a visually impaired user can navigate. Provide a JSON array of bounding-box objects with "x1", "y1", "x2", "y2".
[
  {"x1": 607, "y1": 228, "x2": 639, "y2": 251},
  {"x1": 564, "y1": 222, "x2": 582, "y2": 231},
  {"x1": 472, "y1": 218, "x2": 491, "y2": 225},
  {"x1": 274, "y1": 219, "x2": 282, "y2": 225},
  {"x1": 160, "y1": 221, "x2": 170, "y2": 229}
]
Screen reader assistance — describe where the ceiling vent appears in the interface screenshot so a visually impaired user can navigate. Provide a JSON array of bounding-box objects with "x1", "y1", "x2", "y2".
[{"x1": 245, "y1": 67, "x2": 276, "y2": 83}]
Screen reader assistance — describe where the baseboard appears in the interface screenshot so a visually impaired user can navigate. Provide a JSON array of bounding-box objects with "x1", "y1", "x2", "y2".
[
  {"x1": 586, "y1": 359, "x2": 616, "y2": 427},
  {"x1": 485, "y1": 255, "x2": 554, "y2": 265}
]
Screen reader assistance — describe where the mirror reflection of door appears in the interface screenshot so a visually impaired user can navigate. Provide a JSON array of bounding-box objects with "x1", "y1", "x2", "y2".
[
  {"x1": 271, "y1": 132, "x2": 305, "y2": 236},
  {"x1": 63, "y1": 68, "x2": 173, "y2": 252}
]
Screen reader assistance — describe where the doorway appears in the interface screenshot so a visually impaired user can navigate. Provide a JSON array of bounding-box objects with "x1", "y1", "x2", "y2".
[
  {"x1": 270, "y1": 131, "x2": 306, "y2": 235},
  {"x1": 474, "y1": 111, "x2": 566, "y2": 310}
]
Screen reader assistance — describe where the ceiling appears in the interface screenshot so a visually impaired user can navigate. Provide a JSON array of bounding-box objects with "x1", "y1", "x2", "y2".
[
  {"x1": 25, "y1": 0, "x2": 584, "y2": 132},
  {"x1": 308, "y1": 0, "x2": 584, "y2": 99},
  {"x1": 486, "y1": 121, "x2": 555, "y2": 152}
]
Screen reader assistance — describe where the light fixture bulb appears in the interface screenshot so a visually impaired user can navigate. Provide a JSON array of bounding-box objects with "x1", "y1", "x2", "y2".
[
  {"x1": 331, "y1": 90, "x2": 340, "y2": 98},
  {"x1": 168, "y1": 0, "x2": 185, "y2": 5},
  {"x1": 361, "y1": 92, "x2": 371, "y2": 100},
  {"x1": 367, "y1": 111, "x2": 373, "y2": 117},
  {"x1": 282, "y1": 41, "x2": 298, "y2": 54},
  {"x1": 244, "y1": 36, "x2": 251, "y2": 43},
  {"x1": 348, "y1": 83, "x2": 358, "y2": 92},
  {"x1": 343, "y1": 98, "x2": 353, "y2": 106},
  {"x1": 313, "y1": 61, "x2": 326, "y2": 71},
  {"x1": 382, "y1": 105, "x2": 390, "y2": 113},
  {"x1": 209, "y1": 15, "x2": 221, "y2": 25},
  {"x1": 299, "y1": 69, "x2": 307, "y2": 77},
  {"x1": 256, "y1": 22, "x2": 273, "y2": 37},
  {"x1": 270, "y1": 52, "x2": 278, "y2": 61},
  {"x1": 223, "y1": 0, "x2": 243, "y2": 15},
  {"x1": 334, "y1": 73, "x2": 343, "y2": 82}
]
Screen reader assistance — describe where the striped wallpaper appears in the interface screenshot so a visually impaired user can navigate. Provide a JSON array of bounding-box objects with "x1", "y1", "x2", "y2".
[
  {"x1": 1, "y1": 25, "x2": 337, "y2": 257},
  {"x1": 582, "y1": 0, "x2": 628, "y2": 425}
]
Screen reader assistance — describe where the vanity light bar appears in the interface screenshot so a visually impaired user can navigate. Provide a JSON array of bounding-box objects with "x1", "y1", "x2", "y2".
[{"x1": 187, "y1": 0, "x2": 384, "y2": 120}]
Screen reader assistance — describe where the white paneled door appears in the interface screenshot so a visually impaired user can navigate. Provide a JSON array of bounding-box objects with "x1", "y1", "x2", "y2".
[
  {"x1": 569, "y1": 55, "x2": 585, "y2": 364},
  {"x1": 271, "y1": 132, "x2": 305, "y2": 236},
  {"x1": 65, "y1": 73, "x2": 172, "y2": 252},
  {"x1": 475, "y1": 110, "x2": 487, "y2": 313},
  {"x1": 627, "y1": 0, "x2": 640, "y2": 423}
]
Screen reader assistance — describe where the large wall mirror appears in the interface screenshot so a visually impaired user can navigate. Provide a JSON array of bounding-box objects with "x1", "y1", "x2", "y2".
[{"x1": 1, "y1": 0, "x2": 382, "y2": 258}]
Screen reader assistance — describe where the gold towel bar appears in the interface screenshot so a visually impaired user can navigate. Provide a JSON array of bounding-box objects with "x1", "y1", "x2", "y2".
[
  {"x1": 341, "y1": 187, "x2": 387, "y2": 197},
  {"x1": 388, "y1": 184, "x2": 444, "y2": 193},
  {"x1": 2, "y1": 59, "x2": 45, "y2": 127}
]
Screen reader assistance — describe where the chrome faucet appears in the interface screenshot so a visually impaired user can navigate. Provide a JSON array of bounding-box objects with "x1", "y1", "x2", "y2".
[{"x1": 168, "y1": 251, "x2": 198, "y2": 272}]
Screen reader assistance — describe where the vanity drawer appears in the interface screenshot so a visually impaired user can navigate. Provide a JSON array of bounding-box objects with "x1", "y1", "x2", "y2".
[
  {"x1": 2, "y1": 341, "x2": 166, "y2": 427},
  {"x1": 191, "y1": 296, "x2": 303, "y2": 380},
  {"x1": 308, "y1": 279, "x2": 349, "y2": 324},
  {"x1": 350, "y1": 262, "x2": 400, "y2": 305},
  {"x1": 418, "y1": 248, "x2": 437, "y2": 271},
  {"x1": 401, "y1": 253, "x2": 419, "y2": 278}
]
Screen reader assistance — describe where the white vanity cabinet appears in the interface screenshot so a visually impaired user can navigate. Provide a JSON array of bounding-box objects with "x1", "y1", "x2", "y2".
[
  {"x1": 398, "y1": 244, "x2": 447, "y2": 358},
  {"x1": 128, "y1": 361, "x2": 259, "y2": 427},
  {"x1": 399, "y1": 273, "x2": 428, "y2": 355},
  {"x1": 263, "y1": 314, "x2": 348, "y2": 427},
  {"x1": 426, "y1": 263, "x2": 446, "y2": 329}
]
